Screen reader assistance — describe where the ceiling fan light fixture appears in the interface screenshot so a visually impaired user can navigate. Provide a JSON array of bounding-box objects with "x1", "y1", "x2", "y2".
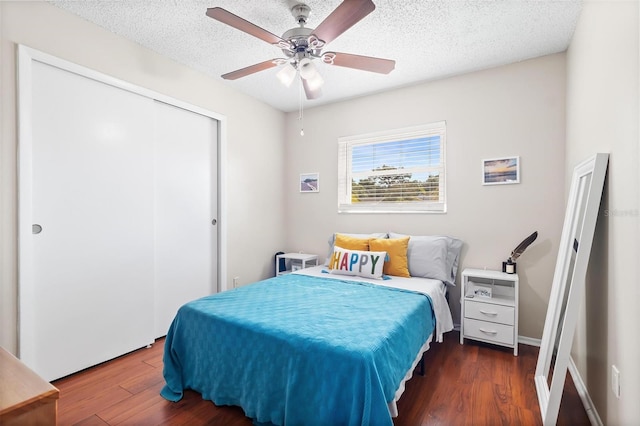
[
  {"x1": 304, "y1": 70, "x2": 324, "y2": 92},
  {"x1": 276, "y1": 64, "x2": 297, "y2": 87},
  {"x1": 207, "y1": 0, "x2": 394, "y2": 102},
  {"x1": 298, "y1": 57, "x2": 318, "y2": 80}
]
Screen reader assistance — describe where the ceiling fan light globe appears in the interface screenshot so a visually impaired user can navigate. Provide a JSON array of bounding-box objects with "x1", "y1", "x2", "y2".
[
  {"x1": 305, "y1": 71, "x2": 324, "y2": 91},
  {"x1": 276, "y1": 64, "x2": 297, "y2": 87},
  {"x1": 298, "y1": 57, "x2": 318, "y2": 80}
]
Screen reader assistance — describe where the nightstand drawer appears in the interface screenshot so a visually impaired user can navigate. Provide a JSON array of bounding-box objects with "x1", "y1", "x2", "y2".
[
  {"x1": 463, "y1": 318, "x2": 514, "y2": 345},
  {"x1": 464, "y1": 300, "x2": 515, "y2": 325}
]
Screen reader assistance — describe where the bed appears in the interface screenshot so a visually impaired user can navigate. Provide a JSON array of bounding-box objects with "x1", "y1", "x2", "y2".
[{"x1": 161, "y1": 233, "x2": 461, "y2": 426}]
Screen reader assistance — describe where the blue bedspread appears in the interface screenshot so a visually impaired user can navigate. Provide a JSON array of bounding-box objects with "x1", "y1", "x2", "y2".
[{"x1": 161, "y1": 273, "x2": 435, "y2": 426}]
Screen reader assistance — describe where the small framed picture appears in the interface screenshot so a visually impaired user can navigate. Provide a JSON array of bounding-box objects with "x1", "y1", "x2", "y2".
[
  {"x1": 473, "y1": 284, "x2": 493, "y2": 299},
  {"x1": 482, "y1": 156, "x2": 520, "y2": 185},
  {"x1": 300, "y1": 172, "x2": 319, "y2": 193}
]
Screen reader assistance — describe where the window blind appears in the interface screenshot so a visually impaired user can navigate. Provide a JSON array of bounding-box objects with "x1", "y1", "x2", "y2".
[{"x1": 338, "y1": 122, "x2": 446, "y2": 213}]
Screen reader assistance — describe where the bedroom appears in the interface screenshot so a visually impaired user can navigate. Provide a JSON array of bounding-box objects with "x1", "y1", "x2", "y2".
[{"x1": 0, "y1": 0, "x2": 638, "y2": 425}]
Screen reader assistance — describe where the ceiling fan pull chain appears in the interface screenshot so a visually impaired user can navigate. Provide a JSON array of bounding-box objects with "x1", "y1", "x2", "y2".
[{"x1": 298, "y1": 77, "x2": 304, "y2": 137}]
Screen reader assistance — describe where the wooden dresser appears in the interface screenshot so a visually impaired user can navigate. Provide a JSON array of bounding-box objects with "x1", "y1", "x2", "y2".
[{"x1": 0, "y1": 346, "x2": 59, "y2": 425}]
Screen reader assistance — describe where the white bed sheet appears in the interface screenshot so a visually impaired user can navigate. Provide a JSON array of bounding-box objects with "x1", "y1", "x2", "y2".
[{"x1": 293, "y1": 265, "x2": 454, "y2": 342}]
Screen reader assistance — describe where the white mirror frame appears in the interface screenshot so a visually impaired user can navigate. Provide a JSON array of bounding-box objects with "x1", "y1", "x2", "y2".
[{"x1": 535, "y1": 153, "x2": 609, "y2": 425}]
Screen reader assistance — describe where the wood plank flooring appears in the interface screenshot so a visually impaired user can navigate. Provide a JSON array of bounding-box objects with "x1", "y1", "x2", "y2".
[{"x1": 53, "y1": 331, "x2": 591, "y2": 425}]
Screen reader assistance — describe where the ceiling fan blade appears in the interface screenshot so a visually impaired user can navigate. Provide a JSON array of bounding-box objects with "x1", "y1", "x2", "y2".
[
  {"x1": 206, "y1": 7, "x2": 287, "y2": 47},
  {"x1": 222, "y1": 59, "x2": 281, "y2": 80},
  {"x1": 325, "y1": 52, "x2": 395, "y2": 74},
  {"x1": 302, "y1": 79, "x2": 322, "y2": 100},
  {"x1": 312, "y1": 0, "x2": 375, "y2": 45}
]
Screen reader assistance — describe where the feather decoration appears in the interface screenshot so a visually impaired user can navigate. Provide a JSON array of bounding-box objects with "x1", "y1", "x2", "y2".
[{"x1": 509, "y1": 231, "x2": 538, "y2": 262}]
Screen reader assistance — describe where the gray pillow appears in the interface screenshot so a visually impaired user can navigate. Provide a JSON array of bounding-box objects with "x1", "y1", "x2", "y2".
[{"x1": 389, "y1": 232, "x2": 462, "y2": 286}]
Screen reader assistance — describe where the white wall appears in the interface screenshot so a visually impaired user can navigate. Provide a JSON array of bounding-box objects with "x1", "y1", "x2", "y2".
[
  {"x1": 0, "y1": 1, "x2": 286, "y2": 354},
  {"x1": 284, "y1": 54, "x2": 567, "y2": 338},
  {"x1": 566, "y1": 1, "x2": 640, "y2": 424}
]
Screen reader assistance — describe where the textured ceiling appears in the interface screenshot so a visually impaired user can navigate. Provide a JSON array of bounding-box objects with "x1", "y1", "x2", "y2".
[{"x1": 50, "y1": 0, "x2": 583, "y2": 112}]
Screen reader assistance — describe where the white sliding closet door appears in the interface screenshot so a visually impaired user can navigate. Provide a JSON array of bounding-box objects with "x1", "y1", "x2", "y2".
[
  {"x1": 153, "y1": 101, "x2": 218, "y2": 337},
  {"x1": 23, "y1": 60, "x2": 156, "y2": 381},
  {"x1": 19, "y1": 50, "x2": 220, "y2": 381}
]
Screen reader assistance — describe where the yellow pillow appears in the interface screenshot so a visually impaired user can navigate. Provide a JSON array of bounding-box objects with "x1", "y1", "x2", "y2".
[
  {"x1": 335, "y1": 233, "x2": 370, "y2": 251},
  {"x1": 369, "y1": 237, "x2": 410, "y2": 277}
]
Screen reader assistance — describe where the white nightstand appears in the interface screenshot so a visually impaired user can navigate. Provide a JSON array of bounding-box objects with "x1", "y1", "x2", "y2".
[
  {"x1": 460, "y1": 268, "x2": 519, "y2": 356},
  {"x1": 275, "y1": 253, "x2": 318, "y2": 276}
]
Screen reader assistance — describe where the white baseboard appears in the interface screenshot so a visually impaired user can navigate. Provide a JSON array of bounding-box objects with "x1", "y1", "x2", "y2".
[
  {"x1": 518, "y1": 336, "x2": 601, "y2": 426},
  {"x1": 518, "y1": 335, "x2": 541, "y2": 347},
  {"x1": 567, "y1": 357, "x2": 603, "y2": 426}
]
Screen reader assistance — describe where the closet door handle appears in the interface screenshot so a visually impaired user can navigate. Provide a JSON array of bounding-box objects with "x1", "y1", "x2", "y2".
[
  {"x1": 211, "y1": 219, "x2": 217, "y2": 226},
  {"x1": 32, "y1": 224, "x2": 43, "y2": 234}
]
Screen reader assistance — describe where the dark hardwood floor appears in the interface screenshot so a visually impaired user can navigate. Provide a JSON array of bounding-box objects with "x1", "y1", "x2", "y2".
[{"x1": 53, "y1": 331, "x2": 591, "y2": 425}]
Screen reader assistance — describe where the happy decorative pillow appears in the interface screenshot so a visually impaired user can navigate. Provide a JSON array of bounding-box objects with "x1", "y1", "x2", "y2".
[
  {"x1": 325, "y1": 232, "x2": 388, "y2": 265},
  {"x1": 327, "y1": 246, "x2": 386, "y2": 280},
  {"x1": 369, "y1": 237, "x2": 411, "y2": 278}
]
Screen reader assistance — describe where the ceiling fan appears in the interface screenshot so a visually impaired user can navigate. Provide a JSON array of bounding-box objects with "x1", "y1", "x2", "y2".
[{"x1": 206, "y1": 0, "x2": 396, "y2": 100}]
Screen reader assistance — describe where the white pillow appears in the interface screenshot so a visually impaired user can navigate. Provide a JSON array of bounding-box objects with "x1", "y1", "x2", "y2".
[
  {"x1": 327, "y1": 246, "x2": 386, "y2": 280},
  {"x1": 389, "y1": 233, "x2": 463, "y2": 285}
]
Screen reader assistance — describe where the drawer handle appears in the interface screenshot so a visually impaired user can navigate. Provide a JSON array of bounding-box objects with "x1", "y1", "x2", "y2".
[
  {"x1": 479, "y1": 328, "x2": 498, "y2": 335},
  {"x1": 479, "y1": 310, "x2": 498, "y2": 316}
]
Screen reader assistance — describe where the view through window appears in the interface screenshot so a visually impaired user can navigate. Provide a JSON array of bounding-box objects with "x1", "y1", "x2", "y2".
[{"x1": 338, "y1": 122, "x2": 446, "y2": 213}]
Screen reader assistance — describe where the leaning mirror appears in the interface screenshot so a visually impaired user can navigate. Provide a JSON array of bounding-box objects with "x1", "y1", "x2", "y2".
[{"x1": 535, "y1": 153, "x2": 608, "y2": 425}]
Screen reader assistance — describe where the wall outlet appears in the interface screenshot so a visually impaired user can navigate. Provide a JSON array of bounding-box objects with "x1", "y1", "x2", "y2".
[
  {"x1": 611, "y1": 365, "x2": 620, "y2": 399},
  {"x1": 233, "y1": 276, "x2": 239, "y2": 288}
]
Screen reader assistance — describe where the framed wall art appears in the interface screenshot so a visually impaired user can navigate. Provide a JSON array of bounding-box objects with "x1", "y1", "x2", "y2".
[
  {"x1": 300, "y1": 173, "x2": 319, "y2": 193},
  {"x1": 482, "y1": 156, "x2": 520, "y2": 185}
]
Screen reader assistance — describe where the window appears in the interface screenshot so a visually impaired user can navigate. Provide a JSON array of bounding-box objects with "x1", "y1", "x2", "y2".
[{"x1": 338, "y1": 122, "x2": 446, "y2": 213}]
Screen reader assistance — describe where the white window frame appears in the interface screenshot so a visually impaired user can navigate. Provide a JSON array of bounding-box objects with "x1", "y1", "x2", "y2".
[{"x1": 338, "y1": 122, "x2": 446, "y2": 214}]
